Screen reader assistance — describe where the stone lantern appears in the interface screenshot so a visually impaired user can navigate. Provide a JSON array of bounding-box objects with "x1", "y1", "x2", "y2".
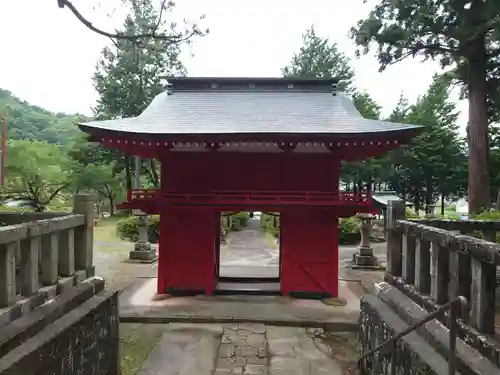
[{"x1": 352, "y1": 212, "x2": 379, "y2": 268}]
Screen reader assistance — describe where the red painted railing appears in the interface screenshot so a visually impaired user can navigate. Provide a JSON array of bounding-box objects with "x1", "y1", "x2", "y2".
[{"x1": 126, "y1": 189, "x2": 372, "y2": 207}]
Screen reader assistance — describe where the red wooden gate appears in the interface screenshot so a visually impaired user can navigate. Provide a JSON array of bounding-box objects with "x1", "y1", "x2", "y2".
[{"x1": 280, "y1": 208, "x2": 339, "y2": 298}]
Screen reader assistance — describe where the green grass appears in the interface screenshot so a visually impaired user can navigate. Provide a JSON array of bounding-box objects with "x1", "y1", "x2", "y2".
[
  {"x1": 94, "y1": 216, "x2": 131, "y2": 252},
  {"x1": 264, "y1": 230, "x2": 278, "y2": 249},
  {"x1": 120, "y1": 323, "x2": 165, "y2": 375}
]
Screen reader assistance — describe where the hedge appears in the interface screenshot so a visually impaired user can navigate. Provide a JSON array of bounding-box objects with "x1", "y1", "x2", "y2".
[
  {"x1": 260, "y1": 213, "x2": 361, "y2": 245},
  {"x1": 116, "y1": 215, "x2": 160, "y2": 243},
  {"x1": 229, "y1": 212, "x2": 250, "y2": 231},
  {"x1": 260, "y1": 213, "x2": 280, "y2": 237},
  {"x1": 116, "y1": 212, "x2": 250, "y2": 243},
  {"x1": 338, "y1": 217, "x2": 360, "y2": 245}
]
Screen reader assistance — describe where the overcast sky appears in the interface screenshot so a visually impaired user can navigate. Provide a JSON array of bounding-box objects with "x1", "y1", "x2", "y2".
[{"x1": 0, "y1": 0, "x2": 467, "y2": 130}]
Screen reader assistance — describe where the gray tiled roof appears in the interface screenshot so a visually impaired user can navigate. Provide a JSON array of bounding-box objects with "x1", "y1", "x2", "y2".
[{"x1": 78, "y1": 79, "x2": 421, "y2": 137}]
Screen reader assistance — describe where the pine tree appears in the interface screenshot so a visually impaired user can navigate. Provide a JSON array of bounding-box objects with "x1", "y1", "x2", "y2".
[
  {"x1": 282, "y1": 26, "x2": 383, "y2": 192},
  {"x1": 90, "y1": 0, "x2": 189, "y2": 189},
  {"x1": 393, "y1": 76, "x2": 467, "y2": 214}
]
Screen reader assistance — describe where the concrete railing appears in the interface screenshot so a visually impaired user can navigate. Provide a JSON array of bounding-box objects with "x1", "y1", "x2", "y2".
[
  {"x1": 385, "y1": 200, "x2": 500, "y2": 364},
  {"x1": 0, "y1": 194, "x2": 94, "y2": 326}
]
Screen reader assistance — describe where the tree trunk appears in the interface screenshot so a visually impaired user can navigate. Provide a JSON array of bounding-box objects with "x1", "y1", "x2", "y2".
[
  {"x1": 467, "y1": 33, "x2": 490, "y2": 214},
  {"x1": 150, "y1": 159, "x2": 159, "y2": 187},
  {"x1": 414, "y1": 190, "x2": 420, "y2": 215},
  {"x1": 425, "y1": 183, "x2": 433, "y2": 215},
  {"x1": 109, "y1": 195, "x2": 115, "y2": 216},
  {"x1": 496, "y1": 188, "x2": 500, "y2": 211},
  {"x1": 125, "y1": 155, "x2": 133, "y2": 191},
  {"x1": 441, "y1": 194, "x2": 445, "y2": 216}
]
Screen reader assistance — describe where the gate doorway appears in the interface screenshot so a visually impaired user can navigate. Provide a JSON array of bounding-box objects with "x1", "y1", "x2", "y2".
[{"x1": 215, "y1": 211, "x2": 281, "y2": 295}]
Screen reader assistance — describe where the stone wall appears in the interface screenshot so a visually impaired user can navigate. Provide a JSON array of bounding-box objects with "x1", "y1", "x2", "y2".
[
  {"x1": 372, "y1": 282, "x2": 500, "y2": 375},
  {"x1": 0, "y1": 284, "x2": 118, "y2": 375},
  {"x1": 359, "y1": 294, "x2": 448, "y2": 375},
  {"x1": 360, "y1": 288, "x2": 500, "y2": 375}
]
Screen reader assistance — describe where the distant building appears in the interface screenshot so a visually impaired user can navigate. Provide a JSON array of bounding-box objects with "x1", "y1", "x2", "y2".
[{"x1": 455, "y1": 198, "x2": 468, "y2": 215}]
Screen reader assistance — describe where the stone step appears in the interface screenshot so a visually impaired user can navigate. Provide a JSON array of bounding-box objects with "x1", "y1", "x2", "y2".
[
  {"x1": 214, "y1": 281, "x2": 281, "y2": 296},
  {"x1": 372, "y1": 282, "x2": 500, "y2": 375}
]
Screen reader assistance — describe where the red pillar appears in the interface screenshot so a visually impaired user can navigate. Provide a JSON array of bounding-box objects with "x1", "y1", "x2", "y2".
[
  {"x1": 280, "y1": 207, "x2": 339, "y2": 298},
  {"x1": 157, "y1": 207, "x2": 218, "y2": 296},
  {"x1": 157, "y1": 207, "x2": 167, "y2": 294}
]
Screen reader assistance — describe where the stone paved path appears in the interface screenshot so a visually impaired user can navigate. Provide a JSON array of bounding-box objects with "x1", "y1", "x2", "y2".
[
  {"x1": 137, "y1": 323, "x2": 343, "y2": 375},
  {"x1": 220, "y1": 219, "x2": 279, "y2": 278},
  {"x1": 219, "y1": 219, "x2": 386, "y2": 278}
]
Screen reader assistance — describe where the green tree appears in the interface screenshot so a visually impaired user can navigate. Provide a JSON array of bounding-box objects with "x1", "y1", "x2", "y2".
[
  {"x1": 0, "y1": 89, "x2": 86, "y2": 145},
  {"x1": 282, "y1": 26, "x2": 383, "y2": 192},
  {"x1": 282, "y1": 26, "x2": 354, "y2": 89},
  {"x1": 72, "y1": 162, "x2": 124, "y2": 215},
  {"x1": 389, "y1": 76, "x2": 467, "y2": 214},
  {"x1": 282, "y1": 26, "x2": 380, "y2": 117},
  {"x1": 4, "y1": 140, "x2": 73, "y2": 211},
  {"x1": 350, "y1": 0, "x2": 500, "y2": 214},
  {"x1": 90, "y1": 0, "x2": 193, "y2": 190},
  {"x1": 487, "y1": 125, "x2": 500, "y2": 207}
]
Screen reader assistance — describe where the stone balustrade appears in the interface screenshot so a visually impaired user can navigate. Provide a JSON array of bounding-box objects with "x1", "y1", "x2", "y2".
[
  {"x1": 0, "y1": 194, "x2": 94, "y2": 326},
  {"x1": 414, "y1": 217, "x2": 500, "y2": 242},
  {"x1": 385, "y1": 200, "x2": 500, "y2": 363}
]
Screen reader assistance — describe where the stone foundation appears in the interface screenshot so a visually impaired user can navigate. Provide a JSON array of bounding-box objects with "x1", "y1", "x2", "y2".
[
  {"x1": 129, "y1": 247, "x2": 157, "y2": 263},
  {"x1": 373, "y1": 282, "x2": 499, "y2": 375},
  {"x1": 352, "y1": 253, "x2": 379, "y2": 268},
  {"x1": 359, "y1": 294, "x2": 450, "y2": 375},
  {"x1": 0, "y1": 280, "x2": 118, "y2": 375}
]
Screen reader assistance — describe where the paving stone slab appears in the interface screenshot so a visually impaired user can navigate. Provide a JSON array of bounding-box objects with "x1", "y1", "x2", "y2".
[
  {"x1": 239, "y1": 323, "x2": 266, "y2": 334},
  {"x1": 138, "y1": 323, "x2": 344, "y2": 375},
  {"x1": 137, "y1": 323, "x2": 223, "y2": 375}
]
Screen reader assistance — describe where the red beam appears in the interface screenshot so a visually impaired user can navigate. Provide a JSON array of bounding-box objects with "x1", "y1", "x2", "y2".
[{"x1": 124, "y1": 189, "x2": 372, "y2": 208}]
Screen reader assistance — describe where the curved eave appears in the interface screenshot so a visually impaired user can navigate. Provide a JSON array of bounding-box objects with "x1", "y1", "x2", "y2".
[{"x1": 78, "y1": 124, "x2": 423, "y2": 145}]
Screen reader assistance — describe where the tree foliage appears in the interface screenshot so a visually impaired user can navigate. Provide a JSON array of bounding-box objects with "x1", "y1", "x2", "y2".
[
  {"x1": 0, "y1": 0, "x2": 204, "y2": 214},
  {"x1": 93, "y1": 1, "x2": 187, "y2": 119},
  {"x1": 350, "y1": 0, "x2": 500, "y2": 213},
  {"x1": 0, "y1": 89, "x2": 85, "y2": 145},
  {"x1": 282, "y1": 26, "x2": 383, "y2": 191},
  {"x1": 388, "y1": 76, "x2": 467, "y2": 213},
  {"x1": 282, "y1": 26, "x2": 469, "y2": 214},
  {"x1": 72, "y1": 162, "x2": 124, "y2": 215},
  {"x1": 1, "y1": 14, "x2": 493, "y2": 218},
  {"x1": 74, "y1": 0, "x2": 192, "y2": 190},
  {"x1": 4, "y1": 140, "x2": 74, "y2": 210},
  {"x1": 282, "y1": 27, "x2": 354, "y2": 90}
]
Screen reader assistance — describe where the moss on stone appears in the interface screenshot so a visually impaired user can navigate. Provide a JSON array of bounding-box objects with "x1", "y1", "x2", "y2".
[
  {"x1": 322, "y1": 297, "x2": 347, "y2": 306},
  {"x1": 120, "y1": 323, "x2": 165, "y2": 375}
]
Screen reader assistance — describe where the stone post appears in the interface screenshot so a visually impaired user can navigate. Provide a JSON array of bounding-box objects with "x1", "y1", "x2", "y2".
[
  {"x1": 386, "y1": 200, "x2": 405, "y2": 277},
  {"x1": 352, "y1": 213, "x2": 379, "y2": 268},
  {"x1": 470, "y1": 257, "x2": 496, "y2": 334},
  {"x1": 129, "y1": 212, "x2": 157, "y2": 262},
  {"x1": 0, "y1": 241, "x2": 17, "y2": 307},
  {"x1": 74, "y1": 193, "x2": 95, "y2": 277}
]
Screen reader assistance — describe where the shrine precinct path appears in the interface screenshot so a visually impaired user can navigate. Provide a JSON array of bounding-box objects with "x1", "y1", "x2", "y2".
[{"x1": 137, "y1": 322, "x2": 349, "y2": 375}]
